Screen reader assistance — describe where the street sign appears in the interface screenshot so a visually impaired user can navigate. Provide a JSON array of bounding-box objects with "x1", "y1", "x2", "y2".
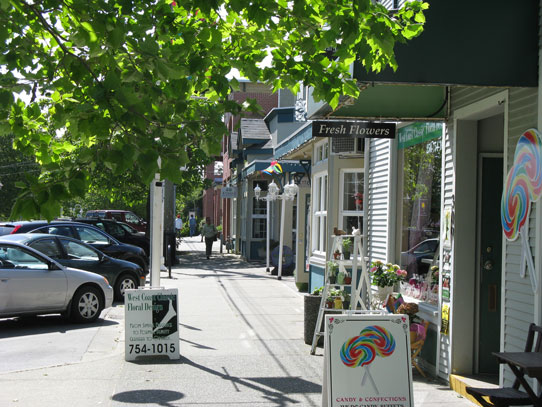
[
  {"x1": 125, "y1": 287, "x2": 180, "y2": 361},
  {"x1": 221, "y1": 186, "x2": 237, "y2": 199},
  {"x1": 323, "y1": 313, "x2": 413, "y2": 407}
]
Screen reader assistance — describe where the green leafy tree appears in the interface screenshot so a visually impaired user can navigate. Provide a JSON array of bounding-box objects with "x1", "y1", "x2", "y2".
[
  {"x1": 0, "y1": 134, "x2": 40, "y2": 220},
  {"x1": 1, "y1": 0, "x2": 428, "y2": 219}
]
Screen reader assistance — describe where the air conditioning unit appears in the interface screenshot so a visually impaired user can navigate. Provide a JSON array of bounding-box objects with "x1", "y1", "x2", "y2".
[{"x1": 331, "y1": 137, "x2": 365, "y2": 156}]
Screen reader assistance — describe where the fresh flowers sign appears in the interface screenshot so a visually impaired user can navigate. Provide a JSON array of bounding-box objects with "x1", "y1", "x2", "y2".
[{"x1": 370, "y1": 261, "x2": 407, "y2": 288}]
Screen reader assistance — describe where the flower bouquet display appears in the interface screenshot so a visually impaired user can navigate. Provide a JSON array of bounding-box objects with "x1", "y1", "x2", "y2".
[{"x1": 370, "y1": 261, "x2": 407, "y2": 301}]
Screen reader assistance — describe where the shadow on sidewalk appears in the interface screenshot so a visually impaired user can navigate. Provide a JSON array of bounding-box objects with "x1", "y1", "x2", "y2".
[{"x1": 121, "y1": 355, "x2": 320, "y2": 406}]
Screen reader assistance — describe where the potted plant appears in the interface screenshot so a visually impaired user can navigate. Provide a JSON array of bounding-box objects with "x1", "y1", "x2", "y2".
[
  {"x1": 327, "y1": 261, "x2": 339, "y2": 284},
  {"x1": 341, "y1": 290, "x2": 351, "y2": 310},
  {"x1": 304, "y1": 286, "x2": 324, "y2": 345},
  {"x1": 370, "y1": 260, "x2": 407, "y2": 301},
  {"x1": 344, "y1": 271, "x2": 352, "y2": 285},
  {"x1": 342, "y1": 237, "x2": 352, "y2": 260}
]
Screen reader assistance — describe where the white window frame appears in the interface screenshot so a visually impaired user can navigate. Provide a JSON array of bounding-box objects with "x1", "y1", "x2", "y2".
[
  {"x1": 339, "y1": 169, "x2": 364, "y2": 231},
  {"x1": 312, "y1": 172, "x2": 328, "y2": 256},
  {"x1": 314, "y1": 139, "x2": 329, "y2": 164}
]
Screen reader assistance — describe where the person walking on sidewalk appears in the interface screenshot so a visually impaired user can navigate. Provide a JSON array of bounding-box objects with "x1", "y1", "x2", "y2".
[
  {"x1": 175, "y1": 214, "x2": 183, "y2": 239},
  {"x1": 189, "y1": 214, "x2": 197, "y2": 237},
  {"x1": 201, "y1": 217, "x2": 217, "y2": 259}
]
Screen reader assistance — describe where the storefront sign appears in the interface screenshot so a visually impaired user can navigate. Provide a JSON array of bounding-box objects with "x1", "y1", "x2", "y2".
[
  {"x1": 398, "y1": 122, "x2": 443, "y2": 149},
  {"x1": 221, "y1": 186, "x2": 237, "y2": 199},
  {"x1": 125, "y1": 288, "x2": 180, "y2": 361},
  {"x1": 324, "y1": 314, "x2": 413, "y2": 407},
  {"x1": 313, "y1": 121, "x2": 395, "y2": 139}
]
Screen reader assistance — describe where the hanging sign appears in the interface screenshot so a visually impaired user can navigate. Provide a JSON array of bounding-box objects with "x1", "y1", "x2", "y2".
[
  {"x1": 125, "y1": 287, "x2": 180, "y2": 361},
  {"x1": 313, "y1": 121, "x2": 395, "y2": 139},
  {"x1": 397, "y1": 122, "x2": 443, "y2": 149},
  {"x1": 323, "y1": 314, "x2": 413, "y2": 407},
  {"x1": 501, "y1": 128, "x2": 542, "y2": 292},
  {"x1": 221, "y1": 186, "x2": 237, "y2": 199}
]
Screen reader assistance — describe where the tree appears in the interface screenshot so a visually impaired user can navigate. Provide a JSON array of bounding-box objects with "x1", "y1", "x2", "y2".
[
  {"x1": 0, "y1": 134, "x2": 40, "y2": 220},
  {"x1": 0, "y1": 0, "x2": 428, "y2": 219}
]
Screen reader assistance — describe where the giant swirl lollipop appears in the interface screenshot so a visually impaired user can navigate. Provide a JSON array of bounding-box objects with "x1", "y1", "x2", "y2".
[
  {"x1": 340, "y1": 325, "x2": 395, "y2": 393},
  {"x1": 501, "y1": 128, "x2": 542, "y2": 292}
]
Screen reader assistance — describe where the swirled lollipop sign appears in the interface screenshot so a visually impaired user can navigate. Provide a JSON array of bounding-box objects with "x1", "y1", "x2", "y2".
[
  {"x1": 501, "y1": 128, "x2": 542, "y2": 292},
  {"x1": 340, "y1": 325, "x2": 395, "y2": 394}
]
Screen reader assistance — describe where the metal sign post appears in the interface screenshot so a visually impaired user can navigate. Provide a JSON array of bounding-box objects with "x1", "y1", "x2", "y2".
[{"x1": 150, "y1": 173, "x2": 164, "y2": 288}]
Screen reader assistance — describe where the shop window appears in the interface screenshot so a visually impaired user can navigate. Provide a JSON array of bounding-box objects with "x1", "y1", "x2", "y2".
[
  {"x1": 398, "y1": 134, "x2": 442, "y2": 304},
  {"x1": 340, "y1": 170, "x2": 364, "y2": 234},
  {"x1": 315, "y1": 141, "x2": 329, "y2": 164},
  {"x1": 312, "y1": 173, "x2": 328, "y2": 254}
]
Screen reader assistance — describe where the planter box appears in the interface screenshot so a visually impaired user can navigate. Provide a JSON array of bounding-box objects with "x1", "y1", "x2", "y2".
[{"x1": 304, "y1": 294, "x2": 326, "y2": 347}]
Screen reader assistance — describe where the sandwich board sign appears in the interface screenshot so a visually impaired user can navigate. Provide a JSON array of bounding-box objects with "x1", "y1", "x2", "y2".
[
  {"x1": 323, "y1": 313, "x2": 413, "y2": 407},
  {"x1": 124, "y1": 287, "x2": 180, "y2": 361}
]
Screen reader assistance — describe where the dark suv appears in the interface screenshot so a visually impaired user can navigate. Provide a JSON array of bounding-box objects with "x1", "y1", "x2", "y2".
[
  {"x1": 0, "y1": 221, "x2": 149, "y2": 272},
  {"x1": 85, "y1": 210, "x2": 147, "y2": 233},
  {"x1": 74, "y1": 218, "x2": 150, "y2": 256}
]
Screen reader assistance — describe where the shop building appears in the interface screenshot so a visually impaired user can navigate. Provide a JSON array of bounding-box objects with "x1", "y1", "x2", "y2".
[{"x1": 270, "y1": 1, "x2": 542, "y2": 399}]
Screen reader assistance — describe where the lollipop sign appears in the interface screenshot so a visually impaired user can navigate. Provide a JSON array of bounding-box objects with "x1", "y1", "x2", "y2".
[
  {"x1": 340, "y1": 326, "x2": 396, "y2": 393},
  {"x1": 501, "y1": 128, "x2": 542, "y2": 292},
  {"x1": 324, "y1": 315, "x2": 413, "y2": 407}
]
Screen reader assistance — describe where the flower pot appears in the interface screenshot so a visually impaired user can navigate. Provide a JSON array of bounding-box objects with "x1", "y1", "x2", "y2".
[
  {"x1": 344, "y1": 276, "x2": 352, "y2": 285},
  {"x1": 343, "y1": 251, "x2": 351, "y2": 260},
  {"x1": 376, "y1": 285, "x2": 393, "y2": 302},
  {"x1": 333, "y1": 297, "x2": 343, "y2": 309},
  {"x1": 329, "y1": 275, "x2": 336, "y2": 284},
  {"x1": 342, "y1": 300, "x2": 350, "y2": 310},
  {"x1": 326, "y1": 300, "x2": 334, "y2": 308}
]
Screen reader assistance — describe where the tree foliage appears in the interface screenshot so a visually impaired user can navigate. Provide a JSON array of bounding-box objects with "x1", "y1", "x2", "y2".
[{"x1": 0, "y1": 0, "x2": 428, "y2": 219}]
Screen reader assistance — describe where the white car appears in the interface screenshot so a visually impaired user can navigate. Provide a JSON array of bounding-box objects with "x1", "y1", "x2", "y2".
[{"x1": 0, "y1": 240, "x2": 113, "y2": 322}]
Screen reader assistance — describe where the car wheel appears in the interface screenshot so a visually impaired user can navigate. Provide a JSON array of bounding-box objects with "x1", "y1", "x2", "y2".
[
  {"x1": 71, "y1": 286, "x2": 103, "y2": 323},
  {"x1": 115, "y1": 273, "x2": 138, "y2": 300}
]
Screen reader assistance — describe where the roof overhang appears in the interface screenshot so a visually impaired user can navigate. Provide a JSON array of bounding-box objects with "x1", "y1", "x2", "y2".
[
  {"x1": 313, "y1": 0, "x2": 538, "y2": 122},
  {"x1": 275, "y1": 122, "x2": 314, "y2": 159}
]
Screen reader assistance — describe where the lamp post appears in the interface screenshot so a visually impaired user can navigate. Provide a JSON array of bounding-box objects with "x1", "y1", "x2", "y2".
[{"x1": 254, "y1": 179, "x2": 298, "y2": 280}]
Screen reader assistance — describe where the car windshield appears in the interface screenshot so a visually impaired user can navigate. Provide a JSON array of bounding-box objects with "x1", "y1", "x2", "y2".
[
  {"x1": 0, "y1": 226, "x2": 16, "y2": 236},
  {"x1": 75, "y1": 226, "x2": 110, "y2": 244}
]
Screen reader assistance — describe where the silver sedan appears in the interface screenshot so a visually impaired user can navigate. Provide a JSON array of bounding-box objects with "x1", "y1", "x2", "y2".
[{"x1": 0, "y1": 240, "x2": 113, "y2": 323}]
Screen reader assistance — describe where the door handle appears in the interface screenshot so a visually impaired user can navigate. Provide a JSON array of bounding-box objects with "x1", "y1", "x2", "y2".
[
  {"x1": 0, "y1": 278, "x2": 8, "y2": 283},
  {"x1": 483, "y1": 260, "x2": 494, "y2": 271}
]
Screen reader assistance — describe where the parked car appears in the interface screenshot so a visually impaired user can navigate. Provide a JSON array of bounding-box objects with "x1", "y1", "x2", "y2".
[
  {"x1": 74, "y1": 218, "x2": 150, "y2": 256},
  {"x1": 0, "y1": 221, "x2": 149, "y2": 273},
  {"x1": 85, "y1": 210, "x2": 147, "y2": 233},
  {"x1": 400, "y1": 238, "x2": 439, "y2": 278},
  {"x1": 0, "y1": 239, "x2": 113, "y2": 322},
  {"x1": 1, "y1": 233, "x2": 146, "y2": 300}
]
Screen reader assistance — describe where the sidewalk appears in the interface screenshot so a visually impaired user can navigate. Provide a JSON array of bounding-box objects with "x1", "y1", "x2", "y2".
[{"x1": 0, "y1": 236, "x2": 474, "y2": 406}]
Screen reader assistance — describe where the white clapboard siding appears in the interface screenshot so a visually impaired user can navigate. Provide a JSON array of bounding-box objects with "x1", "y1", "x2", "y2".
[
  {"x1": 502, "y1": 87, "x2": 538, "y2": 386},
  {"x1": 367, "y1": 138, "x2": 391, "y2": 262},
  {"x1": 444, "y1": 85, "x2": 538, "y2": 383}
]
